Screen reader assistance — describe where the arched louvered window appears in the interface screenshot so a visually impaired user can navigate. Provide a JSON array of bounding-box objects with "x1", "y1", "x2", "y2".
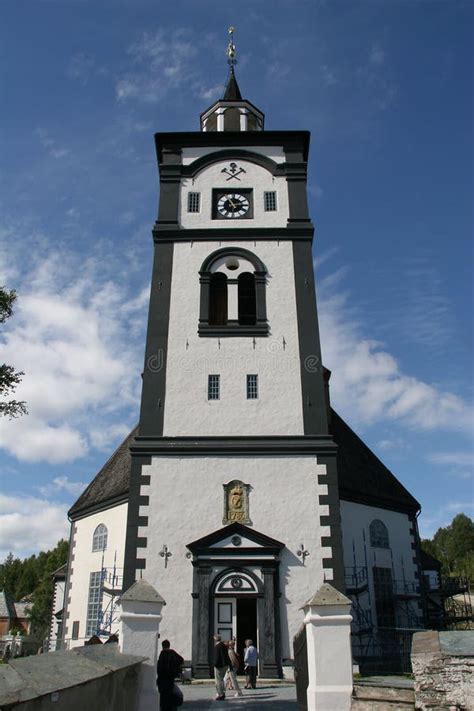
[
  {"x1": 209, "y1": 272, "x2": 228, "y2": 326},
  {"x1": 92, "y1": 523, "x2": 108, "y2": 552},
  {"x1": 370, "y1": 519, "x2": 389, "y2": 549},
  {"x1": 199, "y1": 247, "x2": 268, "y2": 336}
]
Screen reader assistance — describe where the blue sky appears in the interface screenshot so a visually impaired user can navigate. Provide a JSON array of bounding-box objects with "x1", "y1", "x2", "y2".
[{"x1": 0, "y1": 0, "x2": 472, "y2": 559}]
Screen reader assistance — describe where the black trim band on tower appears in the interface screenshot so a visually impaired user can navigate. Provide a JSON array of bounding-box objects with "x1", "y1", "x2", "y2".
[
  {"x1": 139, "y1": 241, "x2": 174, "y2": 438},
  {"x1": 155, "y1": 130, "x2": 311, "y2": 164},
  {"x1": 152, "y1": 225, "x2": 315, "y2": 241},
  {"x1": 130, "y1": 436, "x2": 338, "y2": 457},
  {"x1": 292, "y1": 240, "x2": 329, "y2": 435}
]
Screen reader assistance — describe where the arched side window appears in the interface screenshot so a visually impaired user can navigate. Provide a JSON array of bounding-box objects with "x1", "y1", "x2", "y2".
[
  {"x1": 92, "y1": 523, "x2": 108, "y2": 552},
  {"x1": 199, "y1": 247, "x2": 268, "y2": 337},
  {"x1": 370, "y1": 520, "x2": 389, "y2": 549}
]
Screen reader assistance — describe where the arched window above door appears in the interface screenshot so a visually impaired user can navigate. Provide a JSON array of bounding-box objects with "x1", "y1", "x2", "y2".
[{"x1": 199, "y1": 247, "x2": 269, "y2": 337}]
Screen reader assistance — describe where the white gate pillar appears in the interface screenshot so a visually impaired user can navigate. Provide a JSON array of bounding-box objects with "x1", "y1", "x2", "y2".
[
  {"x1": 118, "y1": 579, "x2": 166, "y2": 711},
  {"x1": 303, "y1": 582, "x2": 353, "y2": 711}
]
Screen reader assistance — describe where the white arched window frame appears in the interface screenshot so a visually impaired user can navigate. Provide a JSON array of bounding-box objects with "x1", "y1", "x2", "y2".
[
  {"x1": 92, "y1": 523, "x2": 108, "y2": 552},
  {"x1": 369, "y1": 519, "x2": 389, "y2": 549}
]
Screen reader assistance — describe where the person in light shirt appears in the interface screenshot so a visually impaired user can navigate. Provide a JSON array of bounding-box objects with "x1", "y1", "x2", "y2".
[{"x1": 244, "y1": 638, "x2": 258, "y2": 689}]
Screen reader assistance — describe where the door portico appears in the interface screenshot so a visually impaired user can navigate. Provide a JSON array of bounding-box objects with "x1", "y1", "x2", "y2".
[{"x1": 187, "y1": 522, "x2": 284, "y2": 678}]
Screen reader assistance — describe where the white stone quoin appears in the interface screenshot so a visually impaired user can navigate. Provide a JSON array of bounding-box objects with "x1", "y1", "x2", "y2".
[
  {"x1": 303, "y1": 583, "x2": 353, "y2": 711},
  {"x1": 118, "y1": 579, "x2": 165, "y2": 711}
]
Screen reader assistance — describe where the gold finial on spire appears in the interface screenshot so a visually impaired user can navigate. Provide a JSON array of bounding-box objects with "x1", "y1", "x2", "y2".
[{"x1": 227, "y1": 26, "x2": 237, "y2": 65}]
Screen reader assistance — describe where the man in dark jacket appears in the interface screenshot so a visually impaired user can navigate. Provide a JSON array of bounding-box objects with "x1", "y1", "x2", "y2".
[
  {"x1": 157, "y1": 639, "x2": 184, "y2": 711},
  {"x1": 213, "y1": 634, "x2": 231, "y2": 700}
]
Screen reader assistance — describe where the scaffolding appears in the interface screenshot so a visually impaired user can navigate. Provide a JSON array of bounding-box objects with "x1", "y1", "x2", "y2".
[
  {"x1": 345, "y1": 536, "x2": 423, "y2": 674},
  {"x1": 93, "y1": 551, "x2": 123, "y2": 639},
  {"x1": 423, "y1": 574, "x2": 473, "y2": 630}
]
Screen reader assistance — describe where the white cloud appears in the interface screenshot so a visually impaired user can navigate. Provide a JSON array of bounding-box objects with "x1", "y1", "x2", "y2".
[
  {"x1": 318, "y1": 269, "x2": 474, "y2": 436},
  {"x1": 116, "y1": 28, "x2": 200, "y2": 103},
  {"x1": 34, "y1": 128, "x2": 70, "y2": 160},
  {"x1": 0, "y1": 227, "x2": 145, "y2": 465},
  {"x1": 370, "y1": 44, "x2": 386, "y2": 65},
  {"x1": 0, "y1": 494, "x2": 69, "y2": 561},
  {"x1": 428, "y1": 452, "x2": 473, "y2": 468},
  {"x1": 38, "y1": 476, "x2": 87, "y2": 498}
]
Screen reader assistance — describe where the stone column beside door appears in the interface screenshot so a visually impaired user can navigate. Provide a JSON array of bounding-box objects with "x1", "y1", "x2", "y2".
[
  {"x1": 118, "y1": 579, "x2": 166, "y2": 711},
  {"x1": 303, "y1": 582, "x2": 353, "y2": 711}
]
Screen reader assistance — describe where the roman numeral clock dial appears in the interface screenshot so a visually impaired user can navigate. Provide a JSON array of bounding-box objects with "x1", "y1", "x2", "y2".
[{"x1": 213, "y1": 190, "x2": 253, "y2": 219}]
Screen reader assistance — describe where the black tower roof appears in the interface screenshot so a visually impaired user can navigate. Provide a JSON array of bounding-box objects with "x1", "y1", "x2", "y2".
[{"x1": 222, "y1": 67, "x2": 243, "y2": 101}]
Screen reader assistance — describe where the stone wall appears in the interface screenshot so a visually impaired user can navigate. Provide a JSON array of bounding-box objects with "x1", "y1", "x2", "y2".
[
  {"x1": 0, "y1": 643, "x2": 145, "y2": 711},
  {"x1": 411, "y1": 630, "x2": 474, "y2": 711}
]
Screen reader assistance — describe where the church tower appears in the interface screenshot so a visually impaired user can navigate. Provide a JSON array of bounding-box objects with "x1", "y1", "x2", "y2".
[{"x1": 123, "y1": 29, "x2": 344, "y2": 678}]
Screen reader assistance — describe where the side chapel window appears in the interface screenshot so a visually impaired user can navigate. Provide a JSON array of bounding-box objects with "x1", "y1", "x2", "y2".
[
  {"x1": 199, "y1": 247, "x2": 268, "y2": 336},
  {"x1": 370, "y1": 519, "x2": 389, "y2": 549},
  {"x1": 92, "y1": 523, "x2": 108, "y2": 552}
]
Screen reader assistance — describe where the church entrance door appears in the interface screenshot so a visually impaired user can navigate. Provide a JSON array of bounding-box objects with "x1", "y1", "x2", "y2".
[{"x1": 236, "y1": 597, "x2": 257, "y2": 673}]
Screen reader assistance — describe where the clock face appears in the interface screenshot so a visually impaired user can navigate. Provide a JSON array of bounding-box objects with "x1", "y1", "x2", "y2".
[{"x1": 214, "y1": 191, "x2": 252, "y2": 219}]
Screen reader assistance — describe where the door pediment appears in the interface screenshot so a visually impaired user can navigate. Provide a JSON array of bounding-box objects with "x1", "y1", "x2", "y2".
[{"x1": 187, "y1": 522, "x2": 284, "y2": 557}]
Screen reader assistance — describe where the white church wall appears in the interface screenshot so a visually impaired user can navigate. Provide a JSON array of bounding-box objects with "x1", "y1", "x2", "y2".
[
  {"x1": 179, "y1": 159, "x2": 289, "y2": 229},
  {"x1": 340, "y1": 500, "x2": 422, "y2": 628},
  {"x1": 163, "y1": 239, "x2": 305, "y2": 437},
  {"x1": 135, "y1": 455, "x2": 331, "y2": 662},
  {"x1": 65, "y1": 503, "x2": 128, "y2": 649}
]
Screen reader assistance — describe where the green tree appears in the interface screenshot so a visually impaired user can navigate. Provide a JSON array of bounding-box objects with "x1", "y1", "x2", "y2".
[
  {"x1": 29, "y1": 540, "x2": 69, "y2": 643},
  {"x1": 0, "y1": 286, "x2": 27, "y2": 418},
  {"x1": 421, "y1": 513, "x2": 474, "y2": 581}
]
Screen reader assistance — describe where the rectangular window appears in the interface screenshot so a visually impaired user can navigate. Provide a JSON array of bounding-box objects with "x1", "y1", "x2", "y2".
[
  {"x1": 208, "y1": 374, "x2": 220, "y2": 400},
  {"x1": 264, "y1": 191, "x2": 277, "y2": 212},
  {"x1": 71, "y1": 621, "x2": 79, "y2": 640},
  {"x1": 187, "y1": 191, "x2": 201, "y2": 213},
  {"x1": 86, "y1": 571, "x2": 103, "y2": 637},
  {"x1": 247, "y1": 374, "x2": 258, "y2": 399}
]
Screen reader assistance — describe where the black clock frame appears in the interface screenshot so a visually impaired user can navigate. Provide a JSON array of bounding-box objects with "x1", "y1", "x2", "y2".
[{"x1": 212, "y1": 188, "x2": 253, "y2": 220}]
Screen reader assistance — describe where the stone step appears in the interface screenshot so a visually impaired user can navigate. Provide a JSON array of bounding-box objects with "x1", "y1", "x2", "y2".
[
  {"x1": 353, "y1": 683, "x2": 414, "y2": 704},
  {"x1": 352, "y1": 682, "x2": 415, "y2": 710},
  {"x1": 352, "y1": 699, "x2": 414, "y2": 711}
]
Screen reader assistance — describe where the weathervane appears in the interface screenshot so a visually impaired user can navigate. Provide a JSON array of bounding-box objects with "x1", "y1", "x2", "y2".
[{"x1": 227, "y1": 26, "x2": 237, "y2": 66}]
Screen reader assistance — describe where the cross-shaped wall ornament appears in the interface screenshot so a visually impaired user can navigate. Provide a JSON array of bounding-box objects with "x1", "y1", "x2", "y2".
[{"x1": 159, "y1": 544, "x2": 172, "y2": 568}]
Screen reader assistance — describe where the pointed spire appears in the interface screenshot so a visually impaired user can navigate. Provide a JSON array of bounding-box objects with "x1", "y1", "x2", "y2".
[{"x1": 222, "y1": 66, "x2": 242, "y2": 101}]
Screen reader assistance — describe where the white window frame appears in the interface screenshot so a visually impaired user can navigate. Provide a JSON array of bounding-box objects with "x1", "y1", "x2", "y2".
[
  {"x1": 86, "y1": 571, "x2": 103, "y2": 637},
  {"x1": 92, "y1": 523, "x2": 108, "y2": 552}
]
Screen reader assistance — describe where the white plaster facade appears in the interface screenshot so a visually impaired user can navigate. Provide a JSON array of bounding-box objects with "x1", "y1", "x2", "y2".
[
  {"x1": 179, "y1": 158, "x2": 289, "y2": 229},
  {"x1": 340, "y1": 500, "x2": 421, "y2": 631},
  {"x1": 163, "y1": 239, "x2": 304, "y2": 437},
  {"x1": 135, "y1": 456, "x2": 332, "y2": 661},
  {"x1": 64, "y1": 503, "x2": 127, "y2": 648}
]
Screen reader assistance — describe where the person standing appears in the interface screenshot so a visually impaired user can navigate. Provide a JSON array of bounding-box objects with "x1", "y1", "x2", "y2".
[
  {"x1": 244, "y1": 638, "x2": 258, "y2": 689},
  {"x1": 156, "y1": 639, "x2": 184, "y2": 711},
  {"x1": 225, "y1": 640, "x2": 243, "y2": 697},
  {"x1": 213, "y1": 634, "x2": 231, "y2": 701}
]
